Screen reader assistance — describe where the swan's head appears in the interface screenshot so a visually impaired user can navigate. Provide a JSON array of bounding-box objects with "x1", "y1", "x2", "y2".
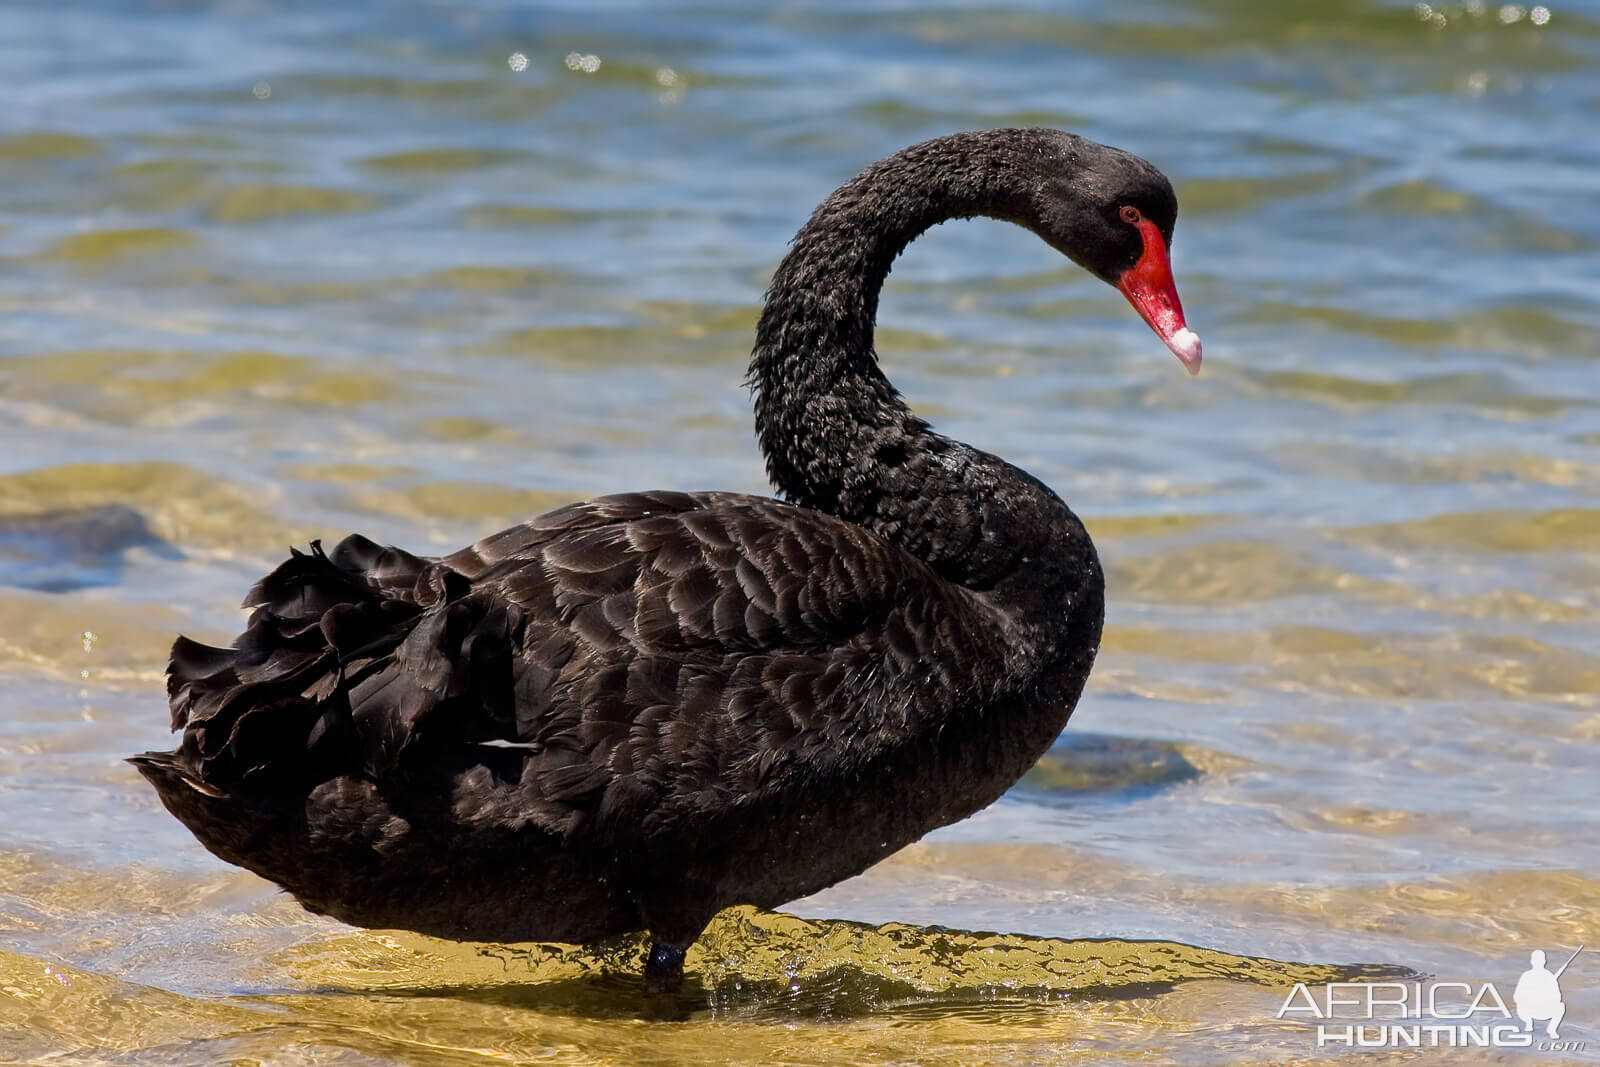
[{"x1": 1028, "y1": 134, "x2": 1202, "y2": 375}]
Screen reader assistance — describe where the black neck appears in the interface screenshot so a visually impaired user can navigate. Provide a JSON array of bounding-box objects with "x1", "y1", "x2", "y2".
[{"x1": 748, "y1": 130, "x2": 1093, "y2": 604}]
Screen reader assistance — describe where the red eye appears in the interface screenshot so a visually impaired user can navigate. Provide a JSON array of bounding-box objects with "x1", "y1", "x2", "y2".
[{"x1": 1119, "y1": 205, "x2": 1141, "y2": 224}]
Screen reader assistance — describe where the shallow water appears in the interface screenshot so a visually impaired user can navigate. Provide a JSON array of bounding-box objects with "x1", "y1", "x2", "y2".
[{"x1": 1, "y1": 0, "x2": 1598, "y2": 1062}]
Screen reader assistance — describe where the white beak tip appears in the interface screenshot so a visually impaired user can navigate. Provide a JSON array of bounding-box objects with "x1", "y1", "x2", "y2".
[{"x1": 1168, "y1": 328, "x2": 1202, "y2": 375}]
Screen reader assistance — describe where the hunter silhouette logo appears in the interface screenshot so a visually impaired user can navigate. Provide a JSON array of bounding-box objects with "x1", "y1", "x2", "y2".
[
  {"x1": 1516, "y1": 947, "x2": 1580, "y2": 1040},
  {"x1": 1277, "y1": 945, "x2": 1586, "y2": 1050}
]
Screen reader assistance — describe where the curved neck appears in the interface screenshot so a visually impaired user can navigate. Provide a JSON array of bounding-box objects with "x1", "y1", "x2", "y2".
[
  {"x1": 749, "y1": 131, "x2": 1091, "y2": 603},
  {"x1": 752, "y1": 135, "x2": 1033, "y2": 504}
]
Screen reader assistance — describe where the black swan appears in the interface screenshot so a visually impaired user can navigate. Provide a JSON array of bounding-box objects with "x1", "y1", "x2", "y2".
[{"x1": 132, "y1": 128, "x2": 1200, "y2": 993}]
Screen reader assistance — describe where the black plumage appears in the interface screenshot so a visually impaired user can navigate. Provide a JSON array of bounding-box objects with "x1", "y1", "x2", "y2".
[{"x1": 132, "y1": 128, "x2": 1196, "y2": 991}]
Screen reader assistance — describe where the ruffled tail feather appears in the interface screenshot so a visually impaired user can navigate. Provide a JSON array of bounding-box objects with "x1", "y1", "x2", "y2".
[{"x1": 155, "y1": 535, "x2": 516, "y2": 791}]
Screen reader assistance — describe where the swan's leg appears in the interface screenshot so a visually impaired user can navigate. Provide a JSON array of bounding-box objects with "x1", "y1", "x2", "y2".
[
  {"x1": 636, "y1": 887, "x2": 714, "y2": 994},
  {"x1": 643, "y1": 941, "x2": 686, "y2": 993}
]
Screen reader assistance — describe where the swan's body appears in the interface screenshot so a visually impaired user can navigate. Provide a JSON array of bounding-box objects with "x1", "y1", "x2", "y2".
[{"x1": 133, "y1": 128, "x2": 1198, "y2": 990}]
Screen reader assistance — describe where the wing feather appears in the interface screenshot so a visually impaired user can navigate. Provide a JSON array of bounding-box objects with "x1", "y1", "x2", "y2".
[{"x1": 164, "y1": 491, "x2": 1001, "y2": 847}]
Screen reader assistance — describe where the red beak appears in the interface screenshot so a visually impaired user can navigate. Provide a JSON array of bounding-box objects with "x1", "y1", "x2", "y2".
[{"x1": 1115, "y1": 217, "x2": 1202, "y2": 375}]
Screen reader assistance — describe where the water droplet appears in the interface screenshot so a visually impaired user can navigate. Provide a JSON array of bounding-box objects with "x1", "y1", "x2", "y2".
[
  {"x1": 251, "y1": 80, "x2": 271, "y2": 100},
  {"x1": 507, "y1": 52, "x2": 528, "y2": 72},
  {"x1": 655, "y1": 67, "x2": 678, "y2": 87},
  {"x1": 1498, "y1": 4, "x2": 1526, "y2": 22},
  {"x1": 564, "y1": 52, "x2": 600, "y2": 74},
  {"x1": 1530, "y1": 4, "x2": 1550, "y2": 23}
]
